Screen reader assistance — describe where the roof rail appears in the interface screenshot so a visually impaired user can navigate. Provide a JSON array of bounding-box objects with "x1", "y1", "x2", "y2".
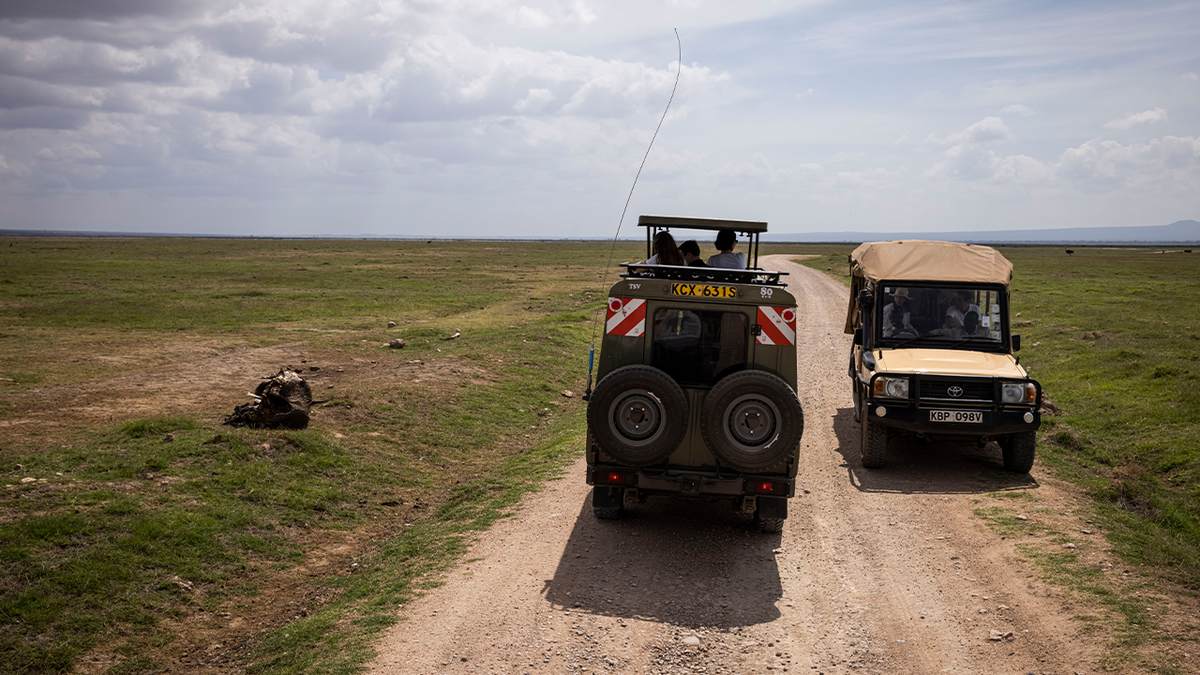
[{"x1": 620, "y1": 263, "x2": 788, "y2": 287}]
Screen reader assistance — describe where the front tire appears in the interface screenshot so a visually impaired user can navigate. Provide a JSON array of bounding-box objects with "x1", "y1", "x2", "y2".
[
  {"x1": 1000, "y1": 430, "x2": 1036, "y2": 474},
  {"x1": 860, "y1": 410, "x2": 888, "y2": 469}
]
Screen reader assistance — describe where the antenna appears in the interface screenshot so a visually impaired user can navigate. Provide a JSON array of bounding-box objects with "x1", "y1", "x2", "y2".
[{"x1": 583, "y1": 30, "x2": 682, "y2": 399}]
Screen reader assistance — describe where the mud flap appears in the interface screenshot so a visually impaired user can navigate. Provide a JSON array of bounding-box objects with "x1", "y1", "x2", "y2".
[
  {"x1": 593, "y1": 486, "x2": 623, "y2": 509},
  {"x1": 757, "y1": 496, "x2": 788, "y2": 520}
]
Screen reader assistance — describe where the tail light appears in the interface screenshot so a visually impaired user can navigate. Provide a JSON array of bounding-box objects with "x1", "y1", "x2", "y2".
[{"x1": 594, "y1": 470, "x2": 637, "y2": 486}]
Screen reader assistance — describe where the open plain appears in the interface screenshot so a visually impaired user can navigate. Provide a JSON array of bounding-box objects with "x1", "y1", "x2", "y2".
[{"x1": 2, "y1": 241, "x2": 1198, "y2": 674}]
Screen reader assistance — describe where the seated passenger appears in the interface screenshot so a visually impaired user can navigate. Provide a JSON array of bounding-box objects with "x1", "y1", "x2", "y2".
[
  {"x1": 882, "y1": 287, "x2": 920, "y2": 338},
  {"x1": 707, "y1": 229, "x2": 746, "y2": 269},
  {"x1": 944, "y1": 291, "x2": 982, "y2": 330},
  {"x1": 679, "y1": 240, "x2": 710, "y2": 267},
  {"x1": 642, "y1": 231, "x2": 684, "y2": 266}
]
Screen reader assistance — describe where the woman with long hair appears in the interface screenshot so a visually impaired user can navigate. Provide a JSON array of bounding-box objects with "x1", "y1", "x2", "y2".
[{"x1": 644, "y1": 231, "x2": 684, "y2": 266}]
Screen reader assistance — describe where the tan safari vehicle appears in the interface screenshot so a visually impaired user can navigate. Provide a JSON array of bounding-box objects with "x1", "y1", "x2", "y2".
[
  {"x1": 585, "y1": 215, "x2": 803, "y2": 532},
  {"x1": 846, "y1": 240, "x2": 1042, "y2": 473}
]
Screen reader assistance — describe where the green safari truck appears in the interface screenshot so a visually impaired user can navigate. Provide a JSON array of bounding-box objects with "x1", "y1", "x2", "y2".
[{"x1": 585, "y1": 215, "x2": 804, "y2": 532}]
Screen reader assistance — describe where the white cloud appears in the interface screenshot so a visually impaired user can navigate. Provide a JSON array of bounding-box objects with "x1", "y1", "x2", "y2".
[
  {"x1": 1103, "y1": 107, "x2": 1168, "y2": 130},
  {"x1": 927, "y1": 132, "x2": 1199, "y2": 193},
  {"x1": 1182, "y1": 73, "x2": 1198, "y2": 81},
  {"x1": 1000, "y1": 104, "x2": 1034, "y2": 117},
  {"x1": 927, "y1": 117, "x2": 1012, "y2": 145}
]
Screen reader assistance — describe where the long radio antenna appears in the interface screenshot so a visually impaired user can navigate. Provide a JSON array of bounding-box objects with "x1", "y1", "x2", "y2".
[{"x1": 584, "y1": 29, "x2": 682, "y2": 399}]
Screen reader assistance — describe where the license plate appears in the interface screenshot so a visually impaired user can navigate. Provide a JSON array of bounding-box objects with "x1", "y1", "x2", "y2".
[
  {"x1": 929, "y1": 410, "x2": 983, "y2": 423},
  {"x1": 671, "y1": 283, "x2": 736, "y2": 299}
]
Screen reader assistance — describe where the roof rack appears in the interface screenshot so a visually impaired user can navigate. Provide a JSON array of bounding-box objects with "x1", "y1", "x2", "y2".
[
  {"x1": 620, "y1": 263, "x2": 788, "y2": 287},
  {"x1": 638, "y1": 215, "x2": 768, "y2": 270}
]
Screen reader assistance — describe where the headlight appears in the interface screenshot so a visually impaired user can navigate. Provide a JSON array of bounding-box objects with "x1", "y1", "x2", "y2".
[
  {"x1": 1002, "y1": 382, "x2": 1037, "y2": 405},
  {"x1": 873, "y1": 376, "x2": 909, "y2": 399}
]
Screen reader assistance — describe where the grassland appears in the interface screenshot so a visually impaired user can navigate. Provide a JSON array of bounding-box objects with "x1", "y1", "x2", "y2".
[
  {"x1": 0, "y1": 237, "x2": 644, "y2": 674},
  {"x1": 2, "y1": 238, "x2": 1198, "y2": 673}
]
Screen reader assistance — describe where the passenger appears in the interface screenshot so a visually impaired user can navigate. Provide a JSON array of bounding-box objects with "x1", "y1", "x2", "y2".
[
  {"x1": 642, "y1": 231, "x2": 685, "y2": 266},
  {"x1": 882, "y1": 287, "x2": 919, "y2": 338},
  {"x1": 707, "y1": 229, "x2": 746, "y2": 269},
  {"x1": 960, "y1": 311, "x2": 990, "y2": 337},
  {"x1": 943, "y1": 291, "x2": 982, "y2": 330},
  {"x1": 679, "y1": 240, "x2": 710, "y2": 267}
]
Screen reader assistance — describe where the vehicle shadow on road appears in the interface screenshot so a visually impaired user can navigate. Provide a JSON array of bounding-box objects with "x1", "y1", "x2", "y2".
[
  {"x1": 542, "y1": 496, "x2": 783, "y2": 629},
  {"x1": 829, "y1": 407, "x2": 1040, "y2": 494}
]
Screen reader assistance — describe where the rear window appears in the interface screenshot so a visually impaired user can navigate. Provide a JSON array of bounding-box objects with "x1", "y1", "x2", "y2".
[{"x1": 651, "y1": 308, "x2": 748, "y2": 386}]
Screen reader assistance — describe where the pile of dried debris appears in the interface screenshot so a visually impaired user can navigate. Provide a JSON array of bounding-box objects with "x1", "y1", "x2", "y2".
[{"x1": 224, "y1": 369, "x2": 312, "y2": 429}]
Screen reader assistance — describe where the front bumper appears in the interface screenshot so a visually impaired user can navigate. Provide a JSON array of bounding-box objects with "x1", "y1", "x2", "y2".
[{"x1": 864, "y1": 400, "x2": 1039, "y2": 437}]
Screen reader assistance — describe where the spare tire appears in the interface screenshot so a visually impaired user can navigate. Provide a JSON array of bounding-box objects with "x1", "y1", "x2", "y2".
[
  {"x1": 587, "y1": 365, "x2": 688, "y2": 466},
  {"x1": 701, "y1": 370, "x2": 803, "y2": 472}
]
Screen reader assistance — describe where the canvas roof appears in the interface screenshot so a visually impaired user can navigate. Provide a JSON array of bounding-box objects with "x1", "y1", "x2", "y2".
[{"x1": 848, "y1": 240, "x2": 1013, "y2": 285}]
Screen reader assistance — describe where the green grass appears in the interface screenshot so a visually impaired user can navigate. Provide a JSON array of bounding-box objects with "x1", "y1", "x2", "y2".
[{"x1": 0, "y1": 237, "x2": 642, "y2": 674}]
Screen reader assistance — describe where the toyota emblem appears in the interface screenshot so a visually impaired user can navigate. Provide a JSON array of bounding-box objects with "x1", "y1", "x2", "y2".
[{"x1": 947, "y1": 386, "x2": 964, "y2": 397}]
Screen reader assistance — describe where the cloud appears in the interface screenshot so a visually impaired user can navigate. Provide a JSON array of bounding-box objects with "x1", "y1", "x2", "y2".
[
  {"x1": 927, "y1": 132, "x2": 1200, "y2": 193},
  {"x1": 927, "y1": 117, "x2": 1012, "y2": 145},
  {"x1": 1104, "y1": 107, "x2": 1168, "y2": 130},
  {"x1": 1183, "y1": 73, "x2": 1198, "y2": 80},
  {"x1": 1000, "y1": 104, "x2": 1034, "y2": 117}
]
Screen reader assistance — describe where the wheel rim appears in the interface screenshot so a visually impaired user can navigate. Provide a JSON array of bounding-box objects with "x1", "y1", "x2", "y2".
[
  {"x1": 608, "y1": 389, "x2": 665, "y2": 447},
  {"x1": 722, "y1": 394, "x2": 780, "y2": 450}
]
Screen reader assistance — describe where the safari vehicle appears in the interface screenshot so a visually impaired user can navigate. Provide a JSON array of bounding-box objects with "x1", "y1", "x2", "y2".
[
  {"x1": 846, "y1": 240, "x2": 1042, "y2": 473},
  {"x1": 585, "y1": 215, "x2": 804, "y2": 532}
]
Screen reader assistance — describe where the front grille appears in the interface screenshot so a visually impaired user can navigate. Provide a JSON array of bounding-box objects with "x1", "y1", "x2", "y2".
[{"x1": 917, "y1": 376, "x2": 994, "y2": 403}]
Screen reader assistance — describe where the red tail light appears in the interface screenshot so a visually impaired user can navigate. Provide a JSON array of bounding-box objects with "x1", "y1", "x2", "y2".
[
  {"x1": 594, "y1": 470, "x2": 636, "y2": 486},
  {"x1": 750, "y1": 480, "x2": 786, "y2": 495}
]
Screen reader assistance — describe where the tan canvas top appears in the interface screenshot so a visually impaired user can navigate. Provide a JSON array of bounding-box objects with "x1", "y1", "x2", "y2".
[{"x1": 849, "y1": 240, "x2": 1013, "y2": 285}]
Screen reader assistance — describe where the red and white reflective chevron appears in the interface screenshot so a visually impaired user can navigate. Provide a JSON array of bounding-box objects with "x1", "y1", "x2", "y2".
[
  {"x1": 756, "y1": 306, "x2": 796, "y2": 345},
  {"x1": 606, "y1": 297, "x2": 646, "y2": 337}
]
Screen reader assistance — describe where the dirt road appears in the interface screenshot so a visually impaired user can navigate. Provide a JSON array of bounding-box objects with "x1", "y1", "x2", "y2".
[{"x1": 367, "y1": 256, "x2": 1095, "y2": 675}]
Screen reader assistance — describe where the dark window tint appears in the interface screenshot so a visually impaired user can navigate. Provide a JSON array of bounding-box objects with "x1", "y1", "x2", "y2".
[{"x1": 651, "y1": 308, "x2": 748, "y2": 386}]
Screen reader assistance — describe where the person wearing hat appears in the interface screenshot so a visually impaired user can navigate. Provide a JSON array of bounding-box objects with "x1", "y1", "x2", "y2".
[{"x1": 882, "y1": 287, "x2": 919, "y2": 338}]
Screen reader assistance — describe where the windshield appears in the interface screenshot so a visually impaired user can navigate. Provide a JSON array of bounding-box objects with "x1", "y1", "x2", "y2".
[{"x1": 872, "y1": 285, "x2": 1006, "y2": 348}]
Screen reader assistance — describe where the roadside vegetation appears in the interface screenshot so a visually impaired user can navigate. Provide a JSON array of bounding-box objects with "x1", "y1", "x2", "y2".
[
  {"x1": 0, "y1": 238, "x2": 639, "y2": 674},
  {"x1": 797, "y1": 243, "x2": 1200, "y2": 670}
]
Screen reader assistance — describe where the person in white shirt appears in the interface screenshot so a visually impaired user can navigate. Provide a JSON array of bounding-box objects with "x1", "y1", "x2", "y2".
[
  {"x1": 944, "y1": 291, "x2": 981, "y2": 330},
  {"x1": 707, "y1": 229, "x2": 746, "y2": 269}
]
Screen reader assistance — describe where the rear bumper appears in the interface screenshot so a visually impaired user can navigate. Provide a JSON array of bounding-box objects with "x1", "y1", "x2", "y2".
[{"x1": 586, "y1": 463, "x2": 795, "y2": 499}]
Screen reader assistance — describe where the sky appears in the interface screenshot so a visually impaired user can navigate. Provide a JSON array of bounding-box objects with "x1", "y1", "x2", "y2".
[{"x1": 0, "y1": 0, "x2": 1197, "y2": 238}]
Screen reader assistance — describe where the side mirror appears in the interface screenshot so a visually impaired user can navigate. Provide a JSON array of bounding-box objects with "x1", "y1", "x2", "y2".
[
  {"x1": 1012, "y1": 334, "x2": 1021, "y2": 352},
  {"x1": 857, "y1": 289, "x2": 874, "y2": 309},
  {"x1": 853, "y1": 328, "x2": 863, "y2": 345}
]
